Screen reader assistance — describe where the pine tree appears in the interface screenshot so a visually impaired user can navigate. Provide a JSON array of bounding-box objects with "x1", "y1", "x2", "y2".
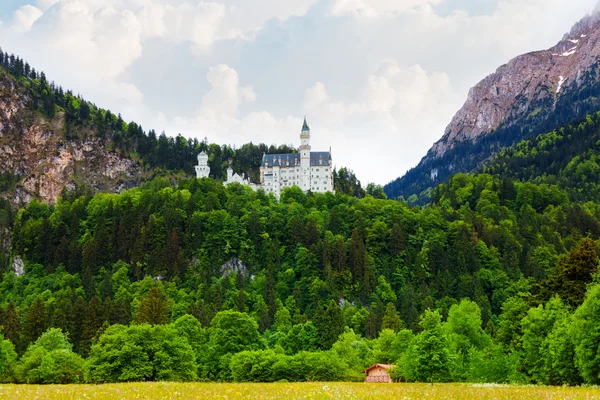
[
  {"x1": 313, "y1": 300, "x2": 344, "y2": 349},
  {"x1": 110, "y1": 297, "x2": 132, "y2": 326},
  {"x1": 80, "y1": 296, "x2": 105, "y2": 356},
  {"x1": 540, "y1": 238, "x2": 599, "y2": 307},
  {"x1": 23, "y1": 297, "x2": 49, "y2": 345},
  {"x1": 70, "y1": 296, "x2": 86, "y2": 352},
  {"x1": 263, "y1": 239, "x2": 278, "y2": 323},
  {"x1": 2, "y1": 303, "x2": 20, "y2": 346},
  {"x1": 134, "y1": 287, "x2": 171, "y2": 325},
  {"x1": 365, "y1": 312, "x2": 379, "y2": 339},
  {"x1": 381, "y1": 302, "x2": 403, "y2": 332},
  {"x1": 50, "y1": 292, "x2": 74, "y2": 337}
]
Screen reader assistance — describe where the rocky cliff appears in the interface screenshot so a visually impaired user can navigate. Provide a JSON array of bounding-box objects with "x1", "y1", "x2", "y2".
[
  {"x1": 430, "y1": 12, "x2": 600, "y2": 159},
  {"x1": 0, "y1": 71, "x2": 146, "y2": 205},
  {"x1": 385, "y1": 11, "x2": 600, "y2": 203}
]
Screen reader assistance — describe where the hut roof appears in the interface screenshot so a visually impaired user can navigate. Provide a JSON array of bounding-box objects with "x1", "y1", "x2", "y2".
[{"x1": 362, "y1": 364, "x2": 396, "y2": 373}]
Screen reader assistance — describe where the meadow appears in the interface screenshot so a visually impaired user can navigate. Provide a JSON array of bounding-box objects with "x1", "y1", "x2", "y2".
[{"x1": 1, "y1": 382, "x2": 599, "y2": 400}]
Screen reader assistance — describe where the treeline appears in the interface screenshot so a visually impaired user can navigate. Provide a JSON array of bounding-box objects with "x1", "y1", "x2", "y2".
[{"x1": 3, "y1": 277, "x2": 600, "y2": 385}]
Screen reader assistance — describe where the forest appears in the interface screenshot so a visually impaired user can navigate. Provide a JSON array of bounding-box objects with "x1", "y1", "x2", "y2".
[
  {"x1": 0, "y1": 169, "x2": 600, "y2": 384},
  {"x1": 2, "y1": 48, "x2": 600, "y2": 385}
]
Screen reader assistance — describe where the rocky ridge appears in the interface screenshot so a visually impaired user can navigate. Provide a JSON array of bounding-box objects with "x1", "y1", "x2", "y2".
[
  {"x1": 0, "y1": 71, "x2": 145, "y2": 204},
  {"x1": 430, "y1": 11, "x2": 600, "y2": 158}
]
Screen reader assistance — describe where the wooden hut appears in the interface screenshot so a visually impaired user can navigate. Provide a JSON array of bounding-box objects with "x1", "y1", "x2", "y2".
[{"x1": 362, "y1": 364, "x2": 395, "y2": 383}]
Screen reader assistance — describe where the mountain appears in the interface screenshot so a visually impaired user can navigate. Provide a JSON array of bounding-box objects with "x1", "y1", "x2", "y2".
[{"x1": 385, "y1": 11, "x2": 600, "y2": 203}]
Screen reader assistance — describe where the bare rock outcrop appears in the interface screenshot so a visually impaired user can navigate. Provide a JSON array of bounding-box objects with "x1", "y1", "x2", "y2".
[
  {"x1": 429, "y1": 11, "x2": 600, "y2": 158},
  {"x1": 0, "y1": 72, "x2": 146, "y2": 204}
]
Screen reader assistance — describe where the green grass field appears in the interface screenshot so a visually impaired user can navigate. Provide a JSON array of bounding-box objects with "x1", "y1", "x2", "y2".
[{"x1": 1, "y1": 382, "x2": 599, "y2": 400}]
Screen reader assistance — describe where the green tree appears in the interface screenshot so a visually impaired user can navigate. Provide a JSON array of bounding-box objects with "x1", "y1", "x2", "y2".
[
  {"x1": 274, "y1": 300, "x2": 292, "y2": 334},
  {"x1": 366, "y1": 183, "x2": 387, "y2": 199},
  {"x1": 545, "y1": 312, "x2": 581, "y2": 385},
  {"x1": 36, "y1": 349, "x2": 85, "y2": 384},
  {"x1": 86, "y1": 324, "x2": 197, "y2": 383},
  {"x1": 22, "y1": 297, "x2": 49, "y2": 346},
  {"x1": 313, "y1": 300, "x2": 344, "y2": 349},
  {"x1": 172, "y1": 314, "x2": 208, "y2": 376},
  {"x1": 15, "y1": 328, "x2": 83, "y2": 384},
  {"x1": 540, "y1": 238, "x2": 599, "y2": 308},
  {"x1": 0, "y1": 333, "x2": 17, "y2": 382},
  {"x1": 571, "y1": 285, "x2": 600, "y2": 384},
  {"x1": 520, "y1": 296, "x2": 569, "y2": 384},
  {"x1": 404, "y1": 310, "x2": 451, "y2": 384},
  {"x1": 443, "y1": 299, "x2": 490, "y2": 380},
  {"x1": 331, "y1": 329, "x2": 373, "y2": 369},
  {"x1": 281, "y1": 322, "x2": 320, "y2": 355},
  {"x1": 134, "y1": 286, "x2": 171, "y2": 325},
  {"x1": 496, "y1": 295, "x2": 529, "y2": 349},
  {"x1": 230, "y1": 349, "x2": 281, "y2": 382},
  {"x1": 205, "y1": 311, "x2": 263, "y2": 380},
  {"x1": 2, "y1": 303, "x2": 20, "y2": 347},
  {"x1": 467, "y1": 343, "x2": 515, "y2": 383},
  {"x1": 381, "y1": 303, "x2": 403, "y2": 332}
]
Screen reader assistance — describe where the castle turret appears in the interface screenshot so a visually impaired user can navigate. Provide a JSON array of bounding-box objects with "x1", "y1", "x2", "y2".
[
  {"x1": 195, "y1": 151, "x2": 210, "y2": 179},
  {"x1": 300, "y1": 117, "x2": 311, "y2": 191}
]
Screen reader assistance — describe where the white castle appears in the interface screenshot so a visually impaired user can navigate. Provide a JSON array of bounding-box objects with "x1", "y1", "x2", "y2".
[{"x1": 195, "y1": 118, "x2": 334, "y2": 198}]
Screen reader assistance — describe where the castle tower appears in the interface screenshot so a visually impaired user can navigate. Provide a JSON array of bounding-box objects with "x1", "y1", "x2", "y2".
[
  {"x1": 300, "y1": 117, "x2": 311, "y2": 191},
  {"x1": 195, "y1": 151, "x2": 210, "y2": 179}
]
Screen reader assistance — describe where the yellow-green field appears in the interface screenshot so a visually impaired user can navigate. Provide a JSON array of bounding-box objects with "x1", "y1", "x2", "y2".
[{"x1": 1, "y1": 382, "x2": 599, "y2": 400}]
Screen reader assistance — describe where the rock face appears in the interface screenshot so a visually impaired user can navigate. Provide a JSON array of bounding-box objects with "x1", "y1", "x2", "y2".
[
  {"x1": 0, "y1": 71, "x2": 145, "y2": 204},
  {"x1": 430, "y1": 12, "x2": 600, "y2": 158},
  {"x1": 385, "y1": 10, "x2": 600, "y2": 202},
  {"x1": 12, "y1": 255, "x2": 24, "y2": 276}
]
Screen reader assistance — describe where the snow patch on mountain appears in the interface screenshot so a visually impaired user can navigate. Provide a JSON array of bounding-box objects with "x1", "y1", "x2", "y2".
[{"x1": 557, "y1": 76, "x2": 567, "y2": 93}]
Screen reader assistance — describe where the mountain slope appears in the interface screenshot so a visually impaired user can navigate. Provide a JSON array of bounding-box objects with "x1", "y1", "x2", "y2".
[
  {"x1": 479, "y1": 110, "x2": 600, "y2": 203},
  {"x1": 385, "y1": 11, "x2": 600, "y2": 203},
  {"x1": 0, "y1": 69, "x2": 145, "y2": 204}
]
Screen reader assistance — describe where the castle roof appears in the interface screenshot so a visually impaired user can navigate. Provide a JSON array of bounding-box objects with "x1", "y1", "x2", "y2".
[
  {"x1": 302, "y1": 117, "x2": 310, "y2": 132},
  {"x1": 310, "y1": 151, "x2": 331, "y2": 165},
  {"x1": 261, "y1": 151, "x2": 331, "y2": 167}
]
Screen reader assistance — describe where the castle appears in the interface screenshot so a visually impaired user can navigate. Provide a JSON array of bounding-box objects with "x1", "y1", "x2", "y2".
[{"x1": 195, "y1": 118, "x2": 334, "y2": 197}]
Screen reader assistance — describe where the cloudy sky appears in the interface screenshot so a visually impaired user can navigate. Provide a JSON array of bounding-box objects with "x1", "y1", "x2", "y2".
[{"x1": 0, "y1": 0, "x2": 598, "y2": 185}]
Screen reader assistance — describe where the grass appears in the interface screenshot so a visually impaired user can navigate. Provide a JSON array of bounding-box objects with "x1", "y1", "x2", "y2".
[{"x1": 1, "y1": 382, "x2": 600, "y2": 400}]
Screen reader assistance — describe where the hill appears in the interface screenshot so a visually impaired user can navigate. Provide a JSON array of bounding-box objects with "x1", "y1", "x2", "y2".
[{"x1": 0, "y1": 48, "x2": 303, "y2": 206}]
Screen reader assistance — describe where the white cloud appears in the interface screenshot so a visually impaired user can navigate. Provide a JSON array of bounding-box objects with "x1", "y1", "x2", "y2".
[
  {"x1": 330, "y1": 0, "x2": 442, "y2": 17},
  {"x1": 200, "y1": 64, "x2": 256, "y2": 119},
  {"x1": 35, "y1": 0, "x2": 58, "y2": 11},
  {"x1": 10, "y1": 5, "x2": 43, "y2": 30}
]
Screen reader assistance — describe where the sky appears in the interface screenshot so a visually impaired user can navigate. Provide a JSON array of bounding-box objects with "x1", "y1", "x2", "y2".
[{"x1": 0, "y1": 0, "x2": 598, "y2": 185}]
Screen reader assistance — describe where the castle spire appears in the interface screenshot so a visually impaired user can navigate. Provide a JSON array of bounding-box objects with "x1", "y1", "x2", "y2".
[{"x1": 302, "y1": 116, "x2": 310, "y2": 132}]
